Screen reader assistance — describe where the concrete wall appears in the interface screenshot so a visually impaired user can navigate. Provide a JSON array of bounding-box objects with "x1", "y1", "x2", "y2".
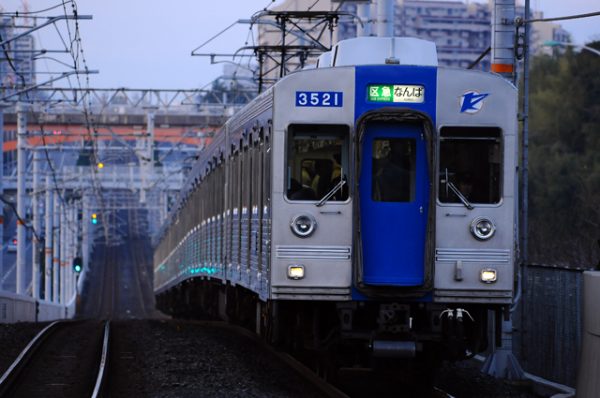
[
  {"x1": 576, "y1": 271, "x2": 600, "y2": 397},
  {"x1": 0, "y1": 291, "x2": 72, "y2": 323}
]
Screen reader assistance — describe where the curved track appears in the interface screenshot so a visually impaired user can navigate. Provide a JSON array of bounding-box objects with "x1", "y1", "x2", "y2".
[{"x1": 0, "y1": 320, "x2": 110, "y2": 398}]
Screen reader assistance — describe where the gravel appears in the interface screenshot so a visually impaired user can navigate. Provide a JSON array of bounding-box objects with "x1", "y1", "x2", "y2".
[
  {"x1": 108, "y1": 320, "x2": 328, "y2": 398},
  {"x1": 437, "y1": 359, "x2": 541, "y2": 398},
  {"x1": 0, "y1": 322, "x2": 49, "y2": 376}
]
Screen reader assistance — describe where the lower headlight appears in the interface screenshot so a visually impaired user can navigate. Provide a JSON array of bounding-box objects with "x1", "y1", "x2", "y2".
[
  {"x1": 290, "y1": 214, "x2": 317, "y2": 238},
  {"x1": 287, "y1": 265, "x2": 305, "y2": 280},
  {"x1": 480, "y1": 268, "x2": 497, "y2": 284},
  {"x1": 470, "y1": 217, "x2": 496, "y2": 240}
]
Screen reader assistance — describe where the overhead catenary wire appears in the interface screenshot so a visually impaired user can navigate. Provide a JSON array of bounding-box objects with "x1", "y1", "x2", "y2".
[
  {"x1": 0, "y1": 1, "x2": 74, "y2": 16},
  {"x1": 523, "y1": 10, "x2": 600, "y2": 24}
]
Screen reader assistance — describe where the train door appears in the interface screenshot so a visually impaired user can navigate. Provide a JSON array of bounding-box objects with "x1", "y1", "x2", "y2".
[{"x1": 359, "y1": 122, "x2": 429, "y2": 286}]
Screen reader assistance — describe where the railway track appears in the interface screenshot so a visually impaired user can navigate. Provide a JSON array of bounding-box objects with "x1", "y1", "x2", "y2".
[{"x1": 0, "y1": 320, "x2": 111, "y2": 398}]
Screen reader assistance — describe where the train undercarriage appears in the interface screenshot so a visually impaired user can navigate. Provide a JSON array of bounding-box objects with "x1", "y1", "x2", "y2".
[{"x1": 156, "y1": 277, "x2": 494, "y2": 380}]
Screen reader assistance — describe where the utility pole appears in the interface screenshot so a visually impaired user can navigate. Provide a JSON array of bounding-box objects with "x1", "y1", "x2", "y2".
[
  {"x1": 81, "y1": 192, "x2": 90, "y2": 275},
  {"x1": 32, "y1": 149, "x2": 42, "y2": 299},
  {"x1": 482, "y1": 0, "x2": 525, "y2": 380},
  {"x1": 44, "y1": 174, "x2": 53, "y2": 301},
  {"x1": 376, "y1": 0, "x2": 394, "y2": 37},
  {"x1": 140, "y1": 107, "x2": 157, "y2": 204},
  {"x1": 491, "y1": 0, "x2": 516, "y2": 81},
  {"x1": 356, "y1": 2, "x2": 372, "y2": 37},
  {"x1": 0, "y1": 109, "x2": 4, "y2": 283},
  {"x1": 59, "y1": 200, "x2": 66, "y2": 304},
  {"x1": 52, "y1": 190, "x2": 60, "y2": 304},
  {"x1": 16, "y1": 102, "x2": 28, "y2": 295}
]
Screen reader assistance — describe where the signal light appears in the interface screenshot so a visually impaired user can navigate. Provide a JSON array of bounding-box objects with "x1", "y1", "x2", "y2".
[
  {"x1": 12, "y1": 239, "x2": 17, "y2": 245},
  {"x1": 97, "y1": 162, "x2": 104, "y2": 169},
  {"x1": 73, "y1": 257, "x2": 83, "y2": 273},
  {"x1": 91, "y1": 213, "x2": 98, "y2": 224}
]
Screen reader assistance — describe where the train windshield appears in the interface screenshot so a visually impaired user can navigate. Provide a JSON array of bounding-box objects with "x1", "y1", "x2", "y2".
[
  {"x1": 439, "y1": 127, "x2": 501, "y2": 205},
  {"x1": 286, "y1": 124, "x2": 349, "y2": 202}
]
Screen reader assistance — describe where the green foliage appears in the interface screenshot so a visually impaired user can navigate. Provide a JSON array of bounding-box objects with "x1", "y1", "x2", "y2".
[{"x1": 528, "y1": 42, "x2": 600, "y2": 267}]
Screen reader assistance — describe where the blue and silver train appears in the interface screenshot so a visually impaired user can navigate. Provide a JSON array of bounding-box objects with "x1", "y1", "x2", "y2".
[{"x1": 154, "y1": 37, "x2": 518, "y2": 365}]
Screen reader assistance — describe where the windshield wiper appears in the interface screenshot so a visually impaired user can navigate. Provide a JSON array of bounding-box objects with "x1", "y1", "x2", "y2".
[
  {"x1": 316, "y1": 174, "x2": 346, "y2": 207},
  {"x1": 443, "y1": 168, "x2": 473, "y2": 210}
]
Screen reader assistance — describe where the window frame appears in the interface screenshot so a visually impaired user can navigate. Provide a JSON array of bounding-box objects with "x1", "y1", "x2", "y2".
[
  {"x1": 436, "y1": 125, "x2": 504, "y2": 207},
  {"x1": 284, "y1": 123, "x2": 351, "y2": 204}
]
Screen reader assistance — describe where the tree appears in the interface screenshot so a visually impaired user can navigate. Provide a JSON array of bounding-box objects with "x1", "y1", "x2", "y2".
[{"x1": 528, "y1": 41, "x2": 600, "y2": 267}]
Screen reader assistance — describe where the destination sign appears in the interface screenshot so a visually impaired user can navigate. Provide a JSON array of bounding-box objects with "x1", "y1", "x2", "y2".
[{"x1": 367, "y1": 84, "x2": 425, "y2": 103}]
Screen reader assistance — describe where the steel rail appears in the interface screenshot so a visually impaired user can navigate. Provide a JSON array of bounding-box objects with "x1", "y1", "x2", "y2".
[
  {"x1": 0, "y1": 320, "x2": 111, "y2": 398},
  {"x1": 91, "y1": 321, "x2": 111, "y2": 398},
  {"x1": 0, "y1": 320, "x2": 62, "y2": 396}
]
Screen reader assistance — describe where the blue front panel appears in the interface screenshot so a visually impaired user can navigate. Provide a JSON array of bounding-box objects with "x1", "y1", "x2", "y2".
[
  {"x1": 355, "y1": 66, "x2": 436, "y2": 287},
  {"x1": 360, "y1": 123, "x2": 429, "y2": 285}
]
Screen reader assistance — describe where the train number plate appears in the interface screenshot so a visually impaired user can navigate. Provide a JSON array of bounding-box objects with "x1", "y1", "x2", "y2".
[{"x1": 295, "y1": 91, "x2": 343, "y2": 107}]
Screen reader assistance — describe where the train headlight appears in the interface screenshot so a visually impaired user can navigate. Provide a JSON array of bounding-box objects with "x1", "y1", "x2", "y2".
[
  {"x1": 290, "y1": 214, "x2": 317, "y2": 238},
  {"x1": 470, "y1": 217, "x2": 496, "y2": 241},
  {"x1": 288, "y1": 265, "x2": 305, "y2": 280},
  {"x1": 480, "y1": 268, "x2": 497, "y2": 284}
]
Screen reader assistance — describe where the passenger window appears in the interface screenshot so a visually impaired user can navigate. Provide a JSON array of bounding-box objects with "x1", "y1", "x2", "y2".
[
  {"x1": 372, "y1": 138, "x2": 416, "y2": 202},
  {"x1": 286, "y1": 124, "x2": 349, "y2": 201},
  {"x1": 439, "y1": 127, "x2": 501, "y2": 205}
]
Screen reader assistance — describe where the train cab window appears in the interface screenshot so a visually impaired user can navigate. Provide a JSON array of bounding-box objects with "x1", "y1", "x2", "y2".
[
  {"x1": 439, "y1": 127, "x2": 501, "y2": 205},
  {"x1": 286, "y1": 124, "x2": 349, "y2": 202},
  {"x1": 372, "y1": 138, "x2": 416, "y2": 202}
]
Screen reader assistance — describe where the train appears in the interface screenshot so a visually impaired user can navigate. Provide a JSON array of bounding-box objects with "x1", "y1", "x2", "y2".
[{"x1": 153, "y1": 36, "x2": 518, "y2": 372}]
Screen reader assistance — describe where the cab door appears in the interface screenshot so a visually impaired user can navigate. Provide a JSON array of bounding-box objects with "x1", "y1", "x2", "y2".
[{"x1": 359, "y1": 122, "x2": 429, "y2": 286}]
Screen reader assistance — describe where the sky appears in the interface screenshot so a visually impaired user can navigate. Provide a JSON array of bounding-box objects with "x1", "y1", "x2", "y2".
[{"x1": 1, "y1": 0, "x2": 599, "y2": 90}]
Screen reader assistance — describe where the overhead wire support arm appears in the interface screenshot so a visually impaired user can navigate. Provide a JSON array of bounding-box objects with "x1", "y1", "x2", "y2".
[
  {"x1": 0, "y1": 15, "x2": 92, "y2": 47},
  {"x1": 0, "y1": 70, "x2": 99, "y2": 102}
]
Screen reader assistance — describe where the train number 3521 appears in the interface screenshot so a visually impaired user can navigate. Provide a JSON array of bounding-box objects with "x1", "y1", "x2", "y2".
[{"x1": 295, "y1": 91, "x2": 343, "y2": 107}]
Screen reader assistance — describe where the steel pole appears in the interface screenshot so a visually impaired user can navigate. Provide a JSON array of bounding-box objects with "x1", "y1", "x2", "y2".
[
  {"x1": 376, "y1": 0, "x2": 394, "y2": 37},
  {"x1": 32, "y1": 149, "x2": 42, "y2": 299},
  {"x1": 82, "y1": 192, "x2": 89, "y2": 273},
  {"x1": 357, "y1": 3, "x2": 372, "y2": 37},
  {"x1": 59, "y1": 201, "x2": 66, "y2": 305},
  {"x1": 0, "y1": 110, "x2": 4, "y2": 284},
  {"x1": 70, "y1": 204, "x2": 77, "y2": 299},
  {"x1": 52, "y1": 191, "x2": 60, "y2": 304},
  {"x1": 491, "y1": 0, "x2": 516, "y2": 80},
  {"x1": 16, "y1": 103, "x2": 27, "y2": 295},
  {"x1": 65, "y1": 202, "x2": 71, "y2": 302},
  {"x1": 44, "y1": 175, "x2": 53, "y2": 301}
]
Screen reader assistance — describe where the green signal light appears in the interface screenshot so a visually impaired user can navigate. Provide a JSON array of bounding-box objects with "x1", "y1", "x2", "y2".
[{"x1": 74, "y1": 264, "x2": 82, "y2": 273}]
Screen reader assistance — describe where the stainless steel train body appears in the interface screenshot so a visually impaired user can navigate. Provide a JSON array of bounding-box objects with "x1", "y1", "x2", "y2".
[{"x1": 154, "y1": 37, "x2": 518, "y2": 362}]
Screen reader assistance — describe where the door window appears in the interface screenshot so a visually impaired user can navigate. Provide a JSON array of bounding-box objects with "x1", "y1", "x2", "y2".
[{"x1": 372, "y1": 138, "x2": 416, "y2": 202}]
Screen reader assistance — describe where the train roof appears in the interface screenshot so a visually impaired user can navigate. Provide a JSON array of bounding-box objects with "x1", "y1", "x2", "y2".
[{"x1": 317, "y1": 37, "x2": 438, "y2": 68}]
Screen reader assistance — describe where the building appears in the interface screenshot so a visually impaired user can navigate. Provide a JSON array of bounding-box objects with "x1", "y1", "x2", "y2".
[
  {"x1": 259, "y1": 0, "x2": 572, "y2": 79},
  {"x1": 0, "y1": 17, "x2": 36, "y2": 93}
]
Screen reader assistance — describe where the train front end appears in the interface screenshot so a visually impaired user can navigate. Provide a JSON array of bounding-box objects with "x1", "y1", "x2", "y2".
[{"x1": 271, "y1": 37, "x2": 518, "y2": 361}]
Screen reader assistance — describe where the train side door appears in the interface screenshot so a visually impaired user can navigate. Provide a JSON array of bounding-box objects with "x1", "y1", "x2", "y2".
[{"x1": 359, "y1": 122, "x2": 429, "y2": 286}]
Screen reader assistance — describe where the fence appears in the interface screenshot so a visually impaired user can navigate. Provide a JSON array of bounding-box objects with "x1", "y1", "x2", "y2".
[{"x1": 514, "y1": 264, "x2": 585, "y2": 387}]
